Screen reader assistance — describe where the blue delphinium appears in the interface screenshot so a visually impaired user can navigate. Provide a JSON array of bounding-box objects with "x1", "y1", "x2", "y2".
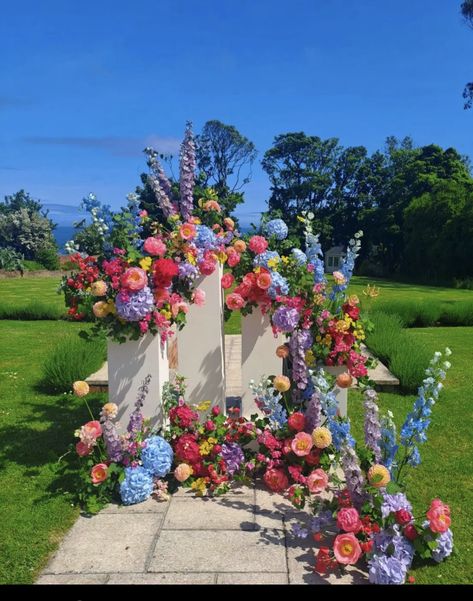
[
  {"x1": 380, "y1": 411, "x2": 398, "y2": 471},
  {"x1": 329, "y1": 231, "x2": 363, "y2": 300},
  {"x1": 264, "y1": 218, "x2": 288, "y2": 240},
  {"x1": 120, "y1": 466, "x2": 154, "y2": 505},
  {"x1": 291, "y1": 248, "x2": 307, "y2": 266},
  {"x1": 179, "y1": 121, "x2": 196, "y2": 221},
  {"x1": 249, "y1": 377, "x2": 287, "y2": 428},
  {"x1": 141, "y1": 436, "x2": 174, "y2": 477},
  {"x1": 305, "y1": 232, "x2": 325, "y2": 284}
]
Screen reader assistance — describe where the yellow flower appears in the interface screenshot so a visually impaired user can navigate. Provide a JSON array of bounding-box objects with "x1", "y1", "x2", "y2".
[
  {"x1": 281, "y1": 256, "x2": 289, "y2": 265},
  {"x1": 199, "y1": 441, "x2": 214, "y2": 456},
  {"x1": 73, "y1": 381, "x2": 90, "y2": 398},
  {"x1": 297, "y1": 215, "x2": 305, "y2": 223},
  {"x1": 139, "y1": 256, "x2": 153, "y2": 271},
  {"x1": 312, "y1": 426, "x2": 332, "y2": 449},
  {"x1": 161, "y1": 309, "x2": 172, "y2": 320},
  {"x1": 102, "y1": 402, "x2": 118, "y2": 419},
  {"x1": 194, "y1": 400, "x2": 211, "y2": 412},
  {"x1": 93, "y1": 301, "x2": 110, "y2": 318},
  {"x1": 273, "y1": 375, "x2": 291, "y2": 392},
  {"x1": 208, "y1": 437, "x2": 218, "y2": 445},
  {"x1": 267, "y1": 257, "x2": 280, "y2": 269},
  {"x1": 185, "y1": 253, "x2": 196, "y2": 265},
  {"x1": 368, "y1": 464, "x2": 391, "y2": 488},
  {"x1": 362, "y1": 284, "x2": 380, "y2": 299},
  {"x1": 254, "y1": 266, "x2": 261, "y2": 274},
  {"x1": 169, "y1": 214, "x2": 180, "y2": 222},
  {"x1": 191, "y1": 478, "x2": 207, "y2": 496},
  {"x1": 90, "y1": 280, "x2": 108, "y2": 297},
  {"x1": 106, "y1": 299, "x2": 116, "y2": 314},
  {"x1": 305, "y1": 349, "x2": 316, "y2": 367},
  {"x1": 316, "y1": 335, "x2": 322, "y2": 343}
]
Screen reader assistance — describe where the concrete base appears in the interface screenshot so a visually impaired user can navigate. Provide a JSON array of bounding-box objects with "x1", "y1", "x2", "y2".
[
  {"x1": 107, "y1": 334, "x2": 169, "y2": 429},
  {"x1": 177, "y1": 265, "x2": 226, "y2": 412},
  {"x1": 241, "y1": 311, "x2": 282, "y2": 417},
  {"x1": 322, "y1": 366, "x2": 348, "y2": 418}
]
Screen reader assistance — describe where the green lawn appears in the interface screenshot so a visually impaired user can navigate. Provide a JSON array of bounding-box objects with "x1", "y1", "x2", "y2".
[
  {"x1": 0, "y1": 320, "x2": 105, "y2": 584},
  {"x1": 350, "y1": 326, "x2": 473, "y2": 584},
  {"x1": 0, "y1": 276, "x2": 65, "y2": 317}
]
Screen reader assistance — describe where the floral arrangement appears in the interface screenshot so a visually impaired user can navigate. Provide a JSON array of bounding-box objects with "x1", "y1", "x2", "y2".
[
  {"x1": 286, "y1": 348, "x2": 454, "y2": 584},
  {"x1": 61, "y1": 123, "x2": 237, "y2": 343},
  {"x1": 223, "y1": 213, "x2": 374, "y2": 387}
]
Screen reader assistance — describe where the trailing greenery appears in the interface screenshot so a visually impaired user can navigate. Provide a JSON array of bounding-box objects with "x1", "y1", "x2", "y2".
[
  {"x1": 40, "y1": 334, "x2": 106, "y2": 393},
  {"x1": 364, "y1": 311, "x2": 432, "y2": 391}
]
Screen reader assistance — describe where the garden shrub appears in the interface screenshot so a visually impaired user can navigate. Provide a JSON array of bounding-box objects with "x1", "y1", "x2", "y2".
[
  {"x1": 371, "y1": 298, "x2": 473, "y2": 327},
  {"x1": 40, "y1": 334, "x2": 106, "y2": 393},
  {"x1": 0, "y1": 247, "x2": 24, "y2": 272},
  {"x1": 35, "y1": 244, "x2": 60, "y2": 270}
]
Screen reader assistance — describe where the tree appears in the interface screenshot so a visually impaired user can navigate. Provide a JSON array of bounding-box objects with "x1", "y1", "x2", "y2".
[
  {"x1": 195, "y1": 120, "x2": 257, "y2": 214},
  {"x1": 461, "y1": 1, "x2": 473, "y2": 108},
  {"x1": 0, "y1": 190, "x2": 57, "y2": 260}
]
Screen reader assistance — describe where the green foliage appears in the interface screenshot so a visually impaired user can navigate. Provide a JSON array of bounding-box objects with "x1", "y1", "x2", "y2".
[
  {"x1": 40, "y1": 334, "x2": 106, "y2": 393},
  {"x1": 35, "y1": 244, "x2": 60, "y2": 270},
  {"x1": 71, "y1": 220, "x2": 104, "y2": 255},
  {"x1": 23, "y1": 259, "x2": 47, "y2": 271},
  {"x1": 0, "y1": 247, "x2": 24, "y2": 271},
  {"x1": 0, "y1": 301, "x2": 62, "y2": 320}
]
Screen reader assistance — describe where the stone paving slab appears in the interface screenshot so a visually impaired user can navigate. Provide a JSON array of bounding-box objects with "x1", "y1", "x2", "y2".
[
  {"x1": 216, "y1": 572, "x2": 289, "y2": 584},
  {"x1": 101, "y1": 496, "x2": 170, "y2": 514},
  {"x1": 36, "y1": 574, "x2": 109, "y2": 584},
  {"x1": 163, "y1": 497, "x2": 256, "y2": 531},
  {"x1": 148, "y1": 529, "x2": 287, "y2": 573},
  {"x1": 44, "y1": 514, "x2": 163, "y2": 575},
  {"x1": 107, "y1": 573, "x2": 216, "y2": 584}
]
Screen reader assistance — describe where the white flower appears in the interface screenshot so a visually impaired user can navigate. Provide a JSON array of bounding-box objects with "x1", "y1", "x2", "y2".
[{"x1": 445, "y1": 347, "x2": 452, "y2": 356}]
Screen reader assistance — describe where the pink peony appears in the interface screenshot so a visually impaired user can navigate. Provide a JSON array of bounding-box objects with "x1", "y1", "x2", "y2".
[
  {"x1": 221, "y1": 273, "x2": 235, "y2": 289},
  {"x1": 307, "y1": 468, "x2": 329, "y2": 494},
  {"x1": 333, "y1": 533, "x2": 362, "y2": 565},
  {"x1": 248, "y1": 235, "x2": 269, "y2": 254},
  {"x1": 227, "y1": 252, "x2": 241, "y2": 267},
  {"x1": 226, "y1": 292, "x2": 246, "y2": 310},
  {"x1": 121, "y1": 267, "x2": 148, "y2": 291},
  {"x1": 426, "y1": 501, "x2": 451, "y2": 533},
  {"x1": 179, "y1": 223, "x2": 197, "y2": 240},
  {"x1": 143, "y1": 237, "x2": 166, "y2": 256},
  {"x1": 76, "y1": 441, "x2": 92, "y2": 457},
  {"x1": 337, "y1": 507, "x2": 362, "y2": 533},
  {"x1": 256, "y1": 272, "x2": 272, "y2": 290},
  {"x1": 171, "y1": 301, "x2": 189, "y2": 317},
  {"x1": 83, "y1": 420, "x2": 102, "y2": 439},
  {"x1": 199, "y1": 259, "x2": 217, "y2": 275},
  {"x1": 193, "y1": 288, "x2": 206, "y2": 306},
  {"x1": 263, "y1": 468, "x2": 289, "y2": 493},
  {"x1": 91, "y1": 463, "x2": 108, "y2": 485},
  {"x1": 291, "y1": 432, "x2": 314, "y2": 457}
]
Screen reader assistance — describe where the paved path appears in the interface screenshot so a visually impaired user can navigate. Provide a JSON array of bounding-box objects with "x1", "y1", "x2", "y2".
[{"x1": 37, "y1": 482, "x2": 368, "y2": 585}]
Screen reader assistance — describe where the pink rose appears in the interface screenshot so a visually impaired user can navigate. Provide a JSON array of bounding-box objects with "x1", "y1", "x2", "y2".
[
  {"x1": 333, "y1": 533, "x2": 362, "y2": 565},
  {"x1": 248, "y1": 235, "x2": 269, "y2": 254},
  {"x1": 337, "y1": 507, "x2": 362, "y2": 533},
  {"x1": 84, "y1": 420, "x2": 102, "y2": 439},
  {"x1": 192, "y1": 288, "x2": 206, "y2": 306},
  {"x1": 91, "y1": 463, "x2": 108, "y2": 485},
  {"x1": 291, "y1": 432, "x2": 313, "y2": 457},
  {"x1": 199, "y1": 259, "x2": 216, "y2": 275},
  {"x1": 227, "y1": 252, "x2": 241, "y2": 267},
  {"x1": 256, "y1": 272, "x2": 272, "y2": 289},
  {"x1": 121, "y1": 267, "x2": 148, "y2": 291},
  {"x1": 226, "y1": 292, "x2": 246, "y2": 310},
  {"x1": 179, "y1": 223, "x2": 197, "y2": 240},
  {"x1": 263, "y1": 468, "x2": 289, "y2": 493},
  {"x1": 426, "y1": 501, "x2": 451, "y2": 533},
  {"x1": 76, "y1": 441, "x2": 92, "y2": 457},
  {"x1": 221, "y1": 273, "x2": 235, "y2": 289},
  {"x1": 143, "y1": 237, "x2": 166, "y2": 256},
  {"x1": 171, "y1": 301, "x2": 189, "y2": 317},
  {"x1": 307, "y1": 468, "x2": 329, "y2": 494}
]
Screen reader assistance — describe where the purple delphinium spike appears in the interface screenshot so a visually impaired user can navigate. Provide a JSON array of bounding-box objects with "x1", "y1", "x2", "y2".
[
  {"x1": 144, "y1": 148, "x2": 176, "y2": 219},
  {"x1": 144, "y1": 147, "x2": 173, "y2": 197},
  {"x1": 289, "y1": 329, "x2": 312, "y2": 400},
  {"x1": 305, "y1": 390, "x2": 322, "y2": 431},
  {"x1": 340, "y1": 442, "x2": 366, "y2": 509},
  {"x1": 127, "y1": 375, "x2": 152, "y2": 436},
  {"x1": 179, "y1": 121, "x2": 196, "y2": 221},
  {"x1": 364, "y1": 388, "x2": 382, "y2": 463},
  {"x1": 100, "y1": 415, "x2": 123, "y2": 463}
]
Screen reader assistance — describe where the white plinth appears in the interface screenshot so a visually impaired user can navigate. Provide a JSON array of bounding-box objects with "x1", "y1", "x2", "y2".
[
  {"x1": 177, "y1": 265, "x2": 226, "y2": 411},
  {"x1": 107, "y1": 334, "x2": 169, "y2": 429},
  {"x1": 323, "y1": 365, "x2": 348, "y2": 418},
  {"x1": 241, "y1": 310, "x2": 282, "y2": 417}
]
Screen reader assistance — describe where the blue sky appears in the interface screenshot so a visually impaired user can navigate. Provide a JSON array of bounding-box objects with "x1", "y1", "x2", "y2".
[{"x1": 1, "y1": 0, "x2": 472, "y2": 227}]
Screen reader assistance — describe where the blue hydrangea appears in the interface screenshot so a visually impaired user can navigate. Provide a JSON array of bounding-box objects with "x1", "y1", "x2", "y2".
[
  {"x1": 141, "y1": 436, "x2": 174, "y2": 477},
  {"x1": 381, "y1": 493, "x2": 412, "y2": 518},
  {"x1": 368, "y1": 554, "x2": 407, "y2": 585},
  {"x1": 264, "y1": 218, "x2": 288, "y2": 240},
  {"x1": 195, "y1": 225, "x2": 217, "y2": 250},
  {"x1": 253, "y1": 250, "x2": 280, "y2": 269},
  {"x1": 291, "y1": 248, "x2": 307, "y2": 266},
  {"x1": 373, "y1": 527, "x2": 414, "y2": 567},
  {"x1": 120, "y1": 466, "x2": 154, "y2": 505},
  {"x1": 432, "y1": 529, "x2": 454, "y2": 563},
  {"x1": 267, "y1": 271, "x2": 289, "y2": 299},
  {"x1": 115, "y1": 287, "x2": 154, "y2": 321}
]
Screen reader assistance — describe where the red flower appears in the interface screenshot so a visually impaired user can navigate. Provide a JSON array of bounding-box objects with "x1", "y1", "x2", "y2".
[
  {"x1": 360, "y1": 540, "x2": 374, "y2": 554},
  {"x1": 221, "y1": 273, "x2": 234, "y2": 289},
  {"x1": 263, "y1": 468, "x2": 289, "y2": 493},
  {"x1": 403, "y1": 524, "x2": 419, "y2": 541},
  {"x1": 288, "y1": 412, "x2": 306, "y2": 432},
  {"x1": 153, "y1": 258, "x2": 179, "y2": 288},
  {"x1": 342, "y1": 303, "x2": 360, "y2": 320},
  {"x1": 395, "y1": 509, "x2": 413, "y2": 526},
  {"x1": 305, "y1": 448, "x2": 321, "y2": 466},
  {"x1": 169, "y1": 404, "x2": 198, "y2": 428},
  {"x1": 211, "y1": 406, "x2": 221, "y2": 416},
  {"x1": 174, "y1": 434, "x2": 201, "y2": 464}
]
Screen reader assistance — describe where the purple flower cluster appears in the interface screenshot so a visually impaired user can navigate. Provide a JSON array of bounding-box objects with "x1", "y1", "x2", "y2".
[
  {"x1": 221, "y1": 442, "x2": 245, "y2": 475},
  {"x1": 178, "y1": 261, "x2": 198, "y2": 279},
  {"x1": 99, "y1": 413, "x2": 123, "y2": 462},
  {"x1": 432, "y1": 529, "x2": 454, "y2": 562},
  {"x1": 381, "y1": 492, "x2": 412, "y2": 519},
  {"x1": 144, "y1": 148, "x2": 177, "y2": 219},
  {"x1": 272, "y1": 306, "x2": 300, "y2": 333},
  {"x1": 179, "y1": 121, "x2": 196, "y2": 221},
  {"x1": 368, "y1": 555, "x2": 407, "y2": 585},
  {"x1": 115, "y1": 287, "x2": 154, "y2": 321},
  {"x1": 289, "y1": 329, "x2": 312, "y2": 396},
  {"x1": 305, "y1": 390, "x2": 322, "y2": 430},
  {"x1": 364, "y1": 388, "x2": 382, "y2": 462},
  {"x1": 127, "y1": 375, "x2": 152, "y2": 435},
  {"x1": 340, "y1": 443, "x2": 366, "y2": 509}
]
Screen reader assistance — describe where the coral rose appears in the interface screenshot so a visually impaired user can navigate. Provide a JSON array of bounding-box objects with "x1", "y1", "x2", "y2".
[
  {"x1": 221, "y1": 273, "x2": 235, "y2": 289},
  {"x1": 76, "y1": 441, "x2": 92, "y2": 456},
  {"x1": 227, "y1": 253, "x2": 241, "y2": 267},
  {"x1": 248, "y1": 235, "x2": 268, "y2": 254},
  {"x1": 287, "y1": 412, "x2": 305, "y2": 432},
  {"x1": 199, "y1": 259, "x2": 216, "y2": 275},
  {"x1": 226, "y1": 292, "x2": 246, "y2": 310},
  {"x1": 174, "y1": 463, "x2": 193, "y2": 482},
  {"x1": 312, "y1": 426, "x2": 332, "y2": 449},
  {"x1": 307, "y1": 468, "x2": 329, "y2": 494},
  {"x1": 233, "y1": 239, "x2": 246, "y2": 253},
  {"x1": 367, "y1": 464, "x2": 391, "y2": 488},
  {"x1": 73, "y1": 380, "x2": 90, "y2": 397},
  {"x1": 256, "y1": 272, "x2": 272, "y2": 290},
  {"x1": 143, "y1": 237, "x2": 166, "y2": 256},
  {"x1": 83, "y1": 420, "x2": 102, "y2": 439},
  {"x1": 427, "y1": 501, "x2": 451, "y2": 533},
  {"x1": 263, "y1": 468, "x2": 289, "y2": 493},
  {"x1": 90, "y1": 281, "x2": 108, "y2": 296},
  {"x1": 91, "y1": 463, "x2": 108, "y2": 485},
  {"x1": 121, "y1": 267, "x2": 147, "y2": 291},
  {"x1": 273, "y1": 375, "x2": 291, "y2": 393},
  {"x1": 203, "y1": 200, "x2": 221, "y2": 212},
  {"x1": 179, "y1": 223, "x2": 197, "y2": 240},
  {"x1": 336, "y1": 372, "x2": 353, "y2": 389},
  {"x1": 276, "y1": 344, "x2": 290, "y2": 359},
  {"x1": 337, "y1": 508, "x2": 362, "y2": 533},
  {"x1": 333, "y1": 533, "x2": 362, "y2": 565},
  {"x1": 291, "y1": 432, "x2": 313, "y2": 457}
]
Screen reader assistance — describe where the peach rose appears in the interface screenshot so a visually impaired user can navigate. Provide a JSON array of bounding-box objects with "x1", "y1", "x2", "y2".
[
  {"x1": 273, "y1": 375, "x2": 291, "y2": 393},
  {"x1": 256, "y1": 272, "x2": 272, "y2": 290},
  {"x1": 427, "y1": 501, "x2": 451, "y2": 533},
  {"x1": 333, "y1": 533, "x2": 362, "y2": 565},
  {"x1": 121, "y1": 267, "x2": 147, "y2": 291},
  {"x1": 263, "y1": 468, "x2": 289, "y2": 493},
  {"x1": 336, "y1": 372, "x2": 353, "y2": 389},
  {"x1": 203, "y1": 200, "x2": 221, "y2": 212},
  {"x1": 233, "y1": 239, "x2": 246, "y2": 253},
  {"x1": 91, "y1": 463, "x2": 108, "y2": 485},
  {"x1": 332, "y1": 271, "x2": 346, "y2": 285},
  {"x1": 367, "y1": 464, "x2": 391, "y2": 488},
  {"x1": 73, "y1": 380, "x2": 90, "y2": 398},
  {"x1": 312, "y1": 427, "x2": 332, "y2": 449},
  {"x1": 143, "y1": 236, "x2": 166, "y2": 256},
  {"x1": 101, "y1": 402, "x2": 118, "y2": 419},
  {"x1": 226, "y1": 292, "x2": 246, "y2": 310},
  {"x1": 307, "y1": 468, "x2": 329, "y2": 494},
  {"x1": 276, "y1": 344, "x2": 290, "y2": 359},
  {"x1": 83, "y1": 420, "x2": 102, "y2": 439},
  {"x1": 90, "y1": 280, "x2": 108, "y2": 296},
  {"x1": 223, "y1": 217, "x2": 235, "y2": 230},
  {"x1": 174, "y1": 463, "x2": 193, "y2": 482},
  {"x1": 92, "y1": 300, "x2": 109, "y2": 318},
  {"x1": 291, "y1": 432, "x2": 313, "y2": 457}
]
